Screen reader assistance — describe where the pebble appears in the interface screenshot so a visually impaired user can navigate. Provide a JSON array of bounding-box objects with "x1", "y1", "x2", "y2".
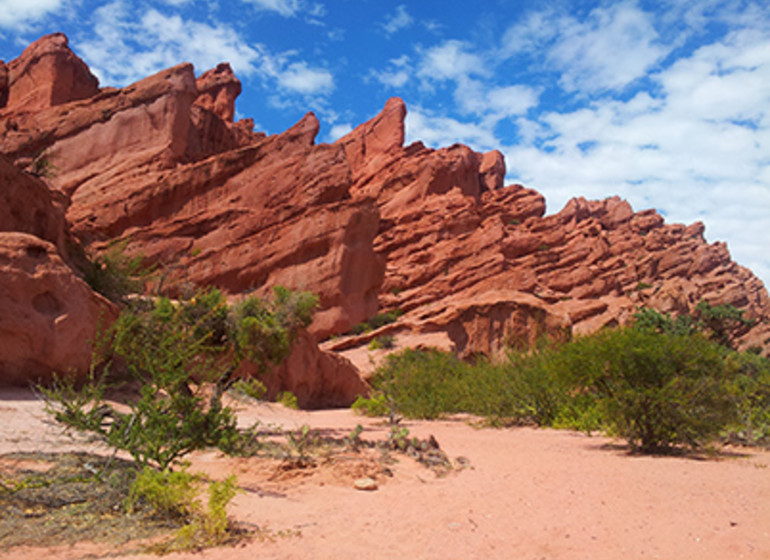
[{"x1": 354, "y1": 477, "x2": 378, "y2": 491}]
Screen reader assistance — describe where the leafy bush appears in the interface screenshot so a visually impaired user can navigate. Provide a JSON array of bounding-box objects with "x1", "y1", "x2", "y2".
[
  {"x1": 563, "y1": 328, "x2": 736, "y2": 452},
  {"x1": 277, "y1": 391, "x2": 299, "y2": 410},
  {"x1": 42, "y1": 285, "x2": 318, "y2": 470},
  {"x1": 351, "y1": 392, "x2": 389, "y2": 417},
  {"x1": 128, "y1": 467, "x2": 240, "y2": 551},
  {"x1": 351, "y1": 309, "x2": 403, "y2": 335},
  {"x1": 368, "y1": 335, "x2": 395, "y2": 350},
  {"x1": 83, "y1": 241, "x2": 150, "y2": 302}
]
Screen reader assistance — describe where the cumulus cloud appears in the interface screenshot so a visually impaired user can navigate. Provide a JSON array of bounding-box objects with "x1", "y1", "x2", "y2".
[
  {"x1": 406, "y1": 108, "x2": 497, "y2": 151},
  {"x1": 417, "y1": 40, "x2": 488, "y2": 83},
  {"x1": 0, "y1": 0, "x2": 64, "y2": 28},
  {"x1": 370, "y1": 54, "x2": 411, "y2": 88},
  {"x1": 503, "y1": 24, "x2": 770, "y2": 282},
  {"x1": 275, "y1": 60, "x2": 333, "y2": 94},
  {"x1": 502, "y1": 1, "x2": 669, "y2": 93},
  {"x1": 77, "y1": 1, "x2": 332, "y2": 98},
  {"x1": 382, "y1": 5, "x2": 413, "y2": 35}
]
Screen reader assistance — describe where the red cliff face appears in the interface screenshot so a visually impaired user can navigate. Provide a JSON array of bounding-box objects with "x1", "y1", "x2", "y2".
[{"x1": 1, "y1": 34, "x2": 768, "y2": 395}]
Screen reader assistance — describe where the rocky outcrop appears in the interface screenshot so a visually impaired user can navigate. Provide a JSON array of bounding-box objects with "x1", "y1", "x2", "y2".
[
  {"x1": 0, "y1": 233, "x2": 116, "y2": 385},
  {"x1": 1, "y1": 33, "x2": 768, "y2": 399},
  {"x1": 2, "y1": 33, "x2": 98, "y2": 112},
  {"x1": 257, "y1": 330, "x2": 370, "y2": 409}
]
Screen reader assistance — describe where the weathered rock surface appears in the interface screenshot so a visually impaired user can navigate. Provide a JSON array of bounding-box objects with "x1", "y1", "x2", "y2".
[
  {"x1": 0, "y1": 233, "x2": 116, "y2": 386},
  {"x1": 257, "y1": 329, "x2": 370, "y2": 409},
  {"x1": 2, "y1": 33, "x2": 98, "y2": 112},
  {"x1": 1, "y1": 33, "x2": 769, "y2": 400}
]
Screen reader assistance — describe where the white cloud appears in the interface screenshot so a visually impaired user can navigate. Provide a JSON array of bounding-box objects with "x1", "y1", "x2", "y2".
[
  {"x1": 0, "y1": 0, "x2": 64, "y2": 28},
  {"x1": 417, "y1": 40, "x2": 488, "y2": 83},
  {"x1": 371, "y1": 54, "x2": 411, "y2": 88},
  {"x1": 406, "y1": 108, "x2": 497, "y2": 151},
  {"x1": 76, "y1": 2, "x2": 332, "y2": 98},
  {"x1": 241, "y1": 0, "x2": 300, "y2": 17},
  {"x1": 276, "y1": 60, "x2": 333, "y2": 94},
  {"x1": 502, "y1": 24, "x2": 770, "y2": 285},
  {"x1": 382, "y1": 5, "x2": 413, "y2": 35},
  {"x1": 502, "y1": 2, "x2": 669, "y2": 94},
  {"x1": 328, "y1": 122, "x2": 352, "y2": 142}
]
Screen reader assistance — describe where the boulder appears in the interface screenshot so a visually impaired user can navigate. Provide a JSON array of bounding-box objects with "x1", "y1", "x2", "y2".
[
  {"x1": 0, "y1": 233, "x2": 116, "y2": 386},
  {"x1": 250, "y1": 329, "x2": 370, "y2": 409}
]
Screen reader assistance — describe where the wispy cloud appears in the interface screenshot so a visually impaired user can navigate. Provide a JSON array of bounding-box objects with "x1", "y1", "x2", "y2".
[
  {"x1": 382, "y1": 5, "x2": 413, "y2": 36},
  {"x1": 0, "y1": 0, "x2": 65, "y2": 29},
  {"x1": 417, "y1": 40, "x2": 488, "y2": 83},
  {"x1": 502, "y1": 1, "x2": 669, "y2": 94},
  {"x1": 240, "y1": 0, "x2": 301, "y2": 17},
  {"x1": 77, "y1": 1, "x2": 333, "y2": 98}
]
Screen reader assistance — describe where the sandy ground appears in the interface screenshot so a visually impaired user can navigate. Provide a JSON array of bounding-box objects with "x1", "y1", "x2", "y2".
[{"x1": 1, "y1": 387, "x2": 769, "y2": 560}]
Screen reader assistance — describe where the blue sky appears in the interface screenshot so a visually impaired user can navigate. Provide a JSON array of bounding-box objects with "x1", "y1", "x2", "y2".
[{"x1": 2, "y1": 0, "x2": 769, "y2": 287}]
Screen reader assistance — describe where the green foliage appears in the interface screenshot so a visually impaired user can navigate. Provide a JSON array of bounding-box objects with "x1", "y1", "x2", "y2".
[
  {"x1": 43, "y1": 285, "x2": 318, "y2": 470},
  {"x1": 83, "y1": 241, "x2": 150, "y2": 302},
  {"x1": 277, "y1": 391, "x2": 299, "y2": 410},
  {"x1": 368, "y1": 335, "x2": 395, "y2": 350},
  {"x1": 723, "y1": 350, "x2": 770, "y2": 446},
  {"x1": 351, "y1": 309, "x2": 403, "y2": 335},
  {"x1": 565, "y1": 328, "x2": 736, "y2": 452},
  {"x1": 231, "y1": 378, "x2": 267, "y2": 400},
  {"x1": 373, "y1": 318, "x2": 763, "y2": 453},
  {"x1": 371, "y1": 349, "x2": 470, "y2": 419},
  {"x1": 30, "y1": 149, "x2": 58, "y2": 179},
  {"x1": 128, "y1": 467, "x2": 240, "y2": 551},
  {"x1": 351, "y1": 392, "x2": 389, "y2": 417}
]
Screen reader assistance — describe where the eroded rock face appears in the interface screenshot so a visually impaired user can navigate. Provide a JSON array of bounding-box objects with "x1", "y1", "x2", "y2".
[
  {"x1": 1, "y1": 33, "x2": 769, "y2": 401},
  {"x1": 3, "y1": 33, "x2": 98, "y2": 112},
  {"x1": 0, "y1": 233, "x2": 116, "y2": 386},
  {"x1": 257, "y1": 330, "x2": 370, "y2": 409}
]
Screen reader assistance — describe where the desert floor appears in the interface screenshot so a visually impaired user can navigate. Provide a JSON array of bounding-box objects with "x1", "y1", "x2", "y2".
[{"x1": 1, "y1": 387, "x2": 768, "y2": 560}]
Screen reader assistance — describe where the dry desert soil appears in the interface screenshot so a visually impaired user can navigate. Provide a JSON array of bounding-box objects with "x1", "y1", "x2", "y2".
[{"x1": 1, "y1": 387, "x2": 769, "y2": 560}]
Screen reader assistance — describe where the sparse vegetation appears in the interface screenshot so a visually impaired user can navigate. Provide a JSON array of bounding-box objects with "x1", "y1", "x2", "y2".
[
  {"x1": 351, "y1": 309, "x2": 403, "y2": 335},
  {"x1": 362, "y1": 302, "x2": 769, "y2": 453},
  {"x1": 41, "y1": 285, "x2": 318, "y2": 470}
]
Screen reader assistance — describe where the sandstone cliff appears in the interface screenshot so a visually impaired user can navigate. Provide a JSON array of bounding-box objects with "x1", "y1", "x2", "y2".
[{"x1": 1, "y1": 34, "x2": 769, "y2": 396}]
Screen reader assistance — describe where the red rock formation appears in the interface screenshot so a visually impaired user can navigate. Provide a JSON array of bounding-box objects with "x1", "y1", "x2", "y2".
[
  {"x1": 0, "y1": 233, "x2": 117, "y2": 386},
  {"x1": 1, "y1": 33, "x2": 769, "y2": 400},
  {"x1": 256, "y1": 329, "x2": 370, "y2": 408},
  {"x1": 3, "y1": 33, "x2": 98, "y2": 112}
]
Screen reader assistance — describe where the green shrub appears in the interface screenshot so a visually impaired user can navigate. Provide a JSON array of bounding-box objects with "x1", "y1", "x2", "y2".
[
  {"x1": 231, "y1": 378, "x2": 267, "y2": 400},
  {"x1": 351, "y1": 392, "x2": 389, "y2": 417},
  {"x1": 371, "y1": 349, "x2": 470, "y2": 419},
  {"x1": 565, "y1": 328, "x2": 736, "y2": 452},
  {"x1": 42, "y1": 285, "x2": 317, "y2": 469},
  {"x1": 277, "y1": 391, "x2": 299, "y2": 410},
  {"x1": 128, "y1": 467, "x2": 240, "y2": 551},
  {"x1": 723, "y1": 350, "x2": 770, "y2": 446},
  {"x1": 83, "y1": 241, "x2": 150, "y2": 302},
  {"x1": 368, "y1": 335, "x2": 395, "y2": 350}
]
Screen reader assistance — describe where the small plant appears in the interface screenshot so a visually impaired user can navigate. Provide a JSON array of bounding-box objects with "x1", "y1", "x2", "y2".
[
  {"x1": 346, "y1": 424, "x2": 364, "y2": 451},
  {"x1": 351, "y1": 392, "x2": 389, "y2": 417},
  {"x1": 128, "y1": 467, "x2": 241, "y2": 551},
  {"x1": 29, "y1": 149, "x2": 58, "y2": 179},
  {"x1": 42, "y1": 286, "x2": 318, "y2": 470},
  {"x1": 277, "y1": 391, "x2": 299, "y2": 410},
  {"x1": 231, "y1": 378, "x2": 267, "y2": 400},
  {"x1": 635, "y1": 281, "x2": 653, "y2": 291},
  {"x1": 83, "y1": 241, "x2": 151, "y2": 302},
  {"x1": 368, "y1": 335, "x2": 395, "y2": 351}
]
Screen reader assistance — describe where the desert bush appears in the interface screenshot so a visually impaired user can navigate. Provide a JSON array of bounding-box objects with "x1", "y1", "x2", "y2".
[
  {"x1": 128, "y1": 467, "x2": 240, "y2": 551},
  {"x1": 83, "y1": 241, "x2": 150, "y2": 302},
  {"x1": 277, "y1": 391, "x2": 299, "y2": 410},
  {"x1": 351, "y1": 392, "x2": 389, "y2": 417},
  {"x1": 370, "y1": 349, "x2": 471, "y2": 419},
  {"x1": 42, "y1": 285, "x2": 318, "y2": 470},
  {"x1": 564, "y1": 328, "x2": 736, "y2": 452},
  {"x1": 723, "y1": 350, "x2": 770, "y2": 446}
]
